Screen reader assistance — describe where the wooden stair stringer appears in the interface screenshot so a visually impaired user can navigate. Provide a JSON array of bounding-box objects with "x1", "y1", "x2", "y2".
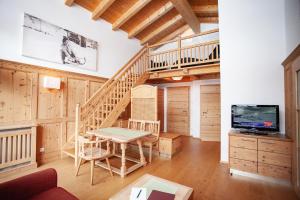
[{"x1": 100, "y1": 73, "x2": 149, "y2": 128}]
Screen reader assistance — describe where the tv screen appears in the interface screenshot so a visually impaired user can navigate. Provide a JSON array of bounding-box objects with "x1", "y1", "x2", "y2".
[{"x1": 231, "y1": 105, "x2": 279, "y2": 131}]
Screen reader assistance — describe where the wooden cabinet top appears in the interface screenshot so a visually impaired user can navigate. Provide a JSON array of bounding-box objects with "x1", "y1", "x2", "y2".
[
  {"x1": 160, "y1": 133, "x2": 181, "y2": 140},
  {"x1": 0, "y1": 123, "x2": 37, "y2": 131},
  {"x1": 282, "y1": 44, "x2": 300, "y2": 66},
  {"x1": 229, "y1": 131, "x2": 292, "y2": 142}
]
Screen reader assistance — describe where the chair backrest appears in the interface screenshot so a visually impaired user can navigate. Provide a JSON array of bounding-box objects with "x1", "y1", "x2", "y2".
[
  {"x1": 78, "y1": 135, "x2": 110, "y2": 159},
  {"x1": 143, "y1": 120, "x2": 160, "y2": 138},
  {"x1": 128, "y1": 118, "x2": 160, "y2": 138},
  {"x1": 128, "y1": 119, "x2": 144, "y2": 130}
]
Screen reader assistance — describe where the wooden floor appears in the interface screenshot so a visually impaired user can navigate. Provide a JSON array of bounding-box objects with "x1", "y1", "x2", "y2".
[{"x1": 0, "y1": 137, "x2": 298, "y2": 200}]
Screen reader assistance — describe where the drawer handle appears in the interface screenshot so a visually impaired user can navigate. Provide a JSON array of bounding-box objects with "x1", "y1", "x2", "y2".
[
  {"x1": 261, "y1": 141, "x2": 275, "y2": 145},
  {"x1": 241, "y1": 139, "x2": 255, "y2": 142}
]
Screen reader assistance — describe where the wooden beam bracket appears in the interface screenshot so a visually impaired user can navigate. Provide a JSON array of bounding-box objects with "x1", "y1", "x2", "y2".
[
  {"x1": 65, "y1": 0, "x2": 75, "y2": 6},
  {"x1": 170, "y1": 0, "x2": 200, "y2": 33}
]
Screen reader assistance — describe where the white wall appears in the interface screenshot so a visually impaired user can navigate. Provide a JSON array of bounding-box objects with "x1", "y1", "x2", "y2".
[
  {"x1": 0, "y1": 0, "x2": 141, "y2": 78},
  {"x1": 219, "y1": 0, "x2": 300, "y2": 162},
  {"x1": 285, "y1": 0, "x2": 300, "y2": 55},
  {"x1": 155, "y1": 79, "x2": 220, "y2": 138}
]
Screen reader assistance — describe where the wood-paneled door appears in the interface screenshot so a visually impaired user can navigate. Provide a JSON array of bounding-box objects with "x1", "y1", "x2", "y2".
[
  {"x1": 158, "y1": 88, "x2": 164, "y2": 131},
  {"x1": 200, "y1": 85, "x2": 220, "y2": 141},
  {"x1": 297, "y1": 71, "x2": 300, "y2": 192},
  {"x1": 167, "y1": 87, "x2": 189, "y2": 135}
]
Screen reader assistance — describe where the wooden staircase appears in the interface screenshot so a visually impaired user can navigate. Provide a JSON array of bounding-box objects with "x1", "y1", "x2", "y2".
[
  {"x1": 62, "y1": 47, "x2": 149, "y2": 165},
  {"x1": 61, "y1": 29, "x2": 221, "y2": 166}
]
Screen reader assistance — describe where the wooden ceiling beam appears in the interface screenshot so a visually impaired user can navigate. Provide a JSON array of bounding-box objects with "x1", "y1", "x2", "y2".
[
  {"x1": 153, "y1": 24, "x2": 189, "y2": 46},
  {"x1": 65, "y1": 0, "x2": 74, "y2": 6},
  {"x1": 170, "y1": 0, "x2": 200, "y2": 33},
  {"x1": 112, "y1": 0, "x2": 151, "y2": 31},
  {"x1": 92, "y1": 0, "x2": 116, "y2": 20},
  {"x1": 198, "y1": 17, "x2": 219, "y2": 23},
  {"x1": 192, "y1": 5, "x2": 218, "y2": 15},
  {"x1": 128, "y1": 2, "x2": 174, "y2": 39},
  {"x1": 141, "y1": 15, "x2": 182, "y2": 45}
]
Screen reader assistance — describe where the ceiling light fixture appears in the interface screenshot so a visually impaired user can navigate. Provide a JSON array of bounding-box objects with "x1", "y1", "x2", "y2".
[{"x1": 172, "y1": 76, "x2": 183, "y2": 81}]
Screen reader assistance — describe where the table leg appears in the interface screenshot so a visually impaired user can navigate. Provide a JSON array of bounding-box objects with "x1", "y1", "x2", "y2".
[
  {"x1": 137, "y1": 139, "x2": 146, "y2": 166},
  {"x1": 113, "y1": 142, "x2": 116, "y2": 155},
  {"x1": 120, "y1": 143, "x2": 127, "y2": 178}
]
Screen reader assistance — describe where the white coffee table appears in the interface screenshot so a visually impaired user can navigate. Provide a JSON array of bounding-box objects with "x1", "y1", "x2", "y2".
[{"x1": 109, "y1": 174, "x2": 193, "y2": 200}]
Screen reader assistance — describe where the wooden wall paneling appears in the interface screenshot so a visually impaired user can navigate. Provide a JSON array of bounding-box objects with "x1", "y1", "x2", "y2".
[
  {"x1": 66, "y1": 121, "x2": 75, "y2": 142},
  {"x1": 0, "y1": 69, "x2": 14, "y2": 123},
  {"x1": 167, "y1": 87, "x2": 189, "y2": 135},
  {"x1": 37, "y1": 123, "x2": 62, "y2": 164},
  {"x1": 200, "y1": 84, "x2": 220, "y2": 141},
  {"x1": 38, "y1": 74, "x2": 63, "y2": 120},
  {"x1": 0, "y1": 59, "x2": 107, "y2": 165},
  {"x1": 158, "y1": 88, "x2": 164, "y2": 131},
  {"x1": 89, "y1": 81, "x2": 103, "y2": 97},
  {"x1": 31, "y1": 73, "x2": 38, "y2": 122},
  {"x1": 85, "y1": 80, "x2": 90, "y2": 102},
  {"x1": 67, "y1": 78, "x2": 87, "y2": 118},
  {"x1": 131, "y1": 85, "x2": 158, "y2": 122},
  {"x1": 12, "y1": 71, "x2": 33, "y2": 122},
  {"x1": 0, "y1": 69, "x2": 34, "y2": 124}
]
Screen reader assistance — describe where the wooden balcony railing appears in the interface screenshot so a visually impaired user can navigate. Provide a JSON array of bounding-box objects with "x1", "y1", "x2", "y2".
[{"x1": 147, "y1": 29, "x2": 220, "y2": 72}]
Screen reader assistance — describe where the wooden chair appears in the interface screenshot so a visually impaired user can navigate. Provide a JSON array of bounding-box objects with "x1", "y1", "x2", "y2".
[
  {"x1": 142, "y1": 120, "x2": 160, "y2": 163},
  {"x1": 75, "y1": 135, "x2": 113, "y2": 185},
  {"x1": 128, "y1": 118, "x2": 144, "y2": 130},
  {"x1": 128, "y1": 119, "x2": 160, "y2": 163}
]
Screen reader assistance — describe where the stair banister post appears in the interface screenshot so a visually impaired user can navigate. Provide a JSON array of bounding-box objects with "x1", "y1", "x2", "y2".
[
  {"x1": 146, "y1": 43, "x2": 150, "y2": 73},
  {"x1": 74, "y1": 103, "x2": 81, "y2": 167},
  {"x1": 177, "y1": 36, "x2": 181, "y2": 69}
]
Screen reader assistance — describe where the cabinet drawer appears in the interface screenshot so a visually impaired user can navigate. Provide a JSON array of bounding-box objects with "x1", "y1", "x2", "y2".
[
  {"x1": 258, "y1": 163, "x2": 291, "y2": 180},
  {"x1": 230, "y1": 158, "x2": 257, "y2": 173},
  {"x1": 230, "y1": 147, "x2": 257, "y2": 162},
  {"x1": 230, "y1": 136, "x2": 257, "y2": 150},
  {"x1": 258, "y1": 139, "x2": 291, "y2": 155},
  {"x1": 258, "y1": 151, "x2": 291, "y2": 167}
]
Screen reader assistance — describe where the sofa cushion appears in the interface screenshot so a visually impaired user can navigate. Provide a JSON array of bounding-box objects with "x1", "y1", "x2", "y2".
[
  {"x1": 29, "y1": 187, "x2": 78, "y2": 200},
  {"x1": 0, "y1": 168, "x2": 57, "y2": 200}
]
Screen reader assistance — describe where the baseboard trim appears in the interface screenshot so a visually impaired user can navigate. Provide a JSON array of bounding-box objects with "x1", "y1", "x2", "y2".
[
  {"x1": 0, "y1": 162, "x2": 37, "y2": 179},
  {"x1": 230, "y1": 169, "x2": 291, "y2": 186},
  {"x1": 219, "y1": 160, "x2": 228, "y2": 165}
]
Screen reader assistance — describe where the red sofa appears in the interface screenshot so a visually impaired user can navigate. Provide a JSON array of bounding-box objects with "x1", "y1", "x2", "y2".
[{"x1": 0, "y1": 168, "x2": 79, "y2": 200}]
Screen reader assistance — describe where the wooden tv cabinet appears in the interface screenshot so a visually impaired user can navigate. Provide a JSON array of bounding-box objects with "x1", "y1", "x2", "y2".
[{"x1": 229, "y1": 131, "x2": 292, "y2": 181}]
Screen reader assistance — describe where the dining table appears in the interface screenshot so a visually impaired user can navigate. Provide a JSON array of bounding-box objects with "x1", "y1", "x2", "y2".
[{"x1": 87, "y1": 127, "x2": 151, "y2": 178}]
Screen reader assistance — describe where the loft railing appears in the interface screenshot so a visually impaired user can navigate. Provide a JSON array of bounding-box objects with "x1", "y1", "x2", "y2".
[{"x1": 147, "y1": 29, "x2": 220, "y2": 72}]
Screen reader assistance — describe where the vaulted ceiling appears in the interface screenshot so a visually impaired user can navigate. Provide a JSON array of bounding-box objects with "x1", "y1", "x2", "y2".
[{"x1": 64, "y1": 0, "x2": 218, "y2": 45}]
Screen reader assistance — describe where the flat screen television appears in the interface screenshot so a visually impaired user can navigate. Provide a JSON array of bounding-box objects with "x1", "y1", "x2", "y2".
[{"x1": 231, "y1": 105, "x2": 279, "y2": 133}]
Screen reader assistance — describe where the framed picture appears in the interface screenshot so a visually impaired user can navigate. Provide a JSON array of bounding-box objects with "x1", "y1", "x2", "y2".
[{"x1": 22, "y1": 13, "x2": 98, "y2": 71}]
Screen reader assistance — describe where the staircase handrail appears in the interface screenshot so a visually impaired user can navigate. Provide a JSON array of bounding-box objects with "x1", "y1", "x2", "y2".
[{"x1": 81, "y1": 46, "x2": 147, "y2": 115}]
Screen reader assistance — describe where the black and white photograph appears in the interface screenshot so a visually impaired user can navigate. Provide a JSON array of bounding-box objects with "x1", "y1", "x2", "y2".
[{"x1": 22, "y1": 13, "x2": 98, "y2": 71}]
